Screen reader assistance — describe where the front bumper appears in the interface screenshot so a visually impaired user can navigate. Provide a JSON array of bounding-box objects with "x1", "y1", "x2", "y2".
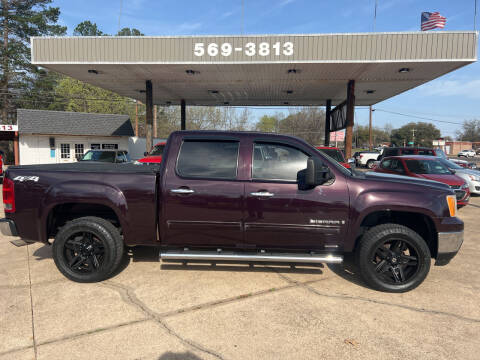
[
  {"x1": 0, "y1": 218, "x2": 18, "y2": 237},
  {"x1": 435, "y1": 231, "x2": 464, "y2": 266}
]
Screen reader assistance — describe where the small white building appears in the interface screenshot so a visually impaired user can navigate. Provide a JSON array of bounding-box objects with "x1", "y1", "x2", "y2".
[{"x1": 17, "y1": 109, "x2": 134, "y2": 165}]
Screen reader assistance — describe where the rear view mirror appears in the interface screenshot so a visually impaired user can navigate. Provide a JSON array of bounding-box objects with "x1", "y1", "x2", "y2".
[{"x1": 298, "y1": 157, "x2": 333, "y2": 190}]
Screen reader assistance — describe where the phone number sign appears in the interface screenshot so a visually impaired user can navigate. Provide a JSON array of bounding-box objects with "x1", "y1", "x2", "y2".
[
  {"x1": 194, "y1": 41, "x2": 294, "y2": 58},
  {"x1": 0, "y1": 125, "x2": 18, "y2": 132}
]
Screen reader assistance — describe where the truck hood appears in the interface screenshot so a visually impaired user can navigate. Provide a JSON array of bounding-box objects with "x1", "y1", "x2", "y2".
[
  {"x1": 414, "y1": 173, "x2": 464, "y2": 186},
  {"x1": 363, "y1": 171, "x2": 451, "y2": 191}
]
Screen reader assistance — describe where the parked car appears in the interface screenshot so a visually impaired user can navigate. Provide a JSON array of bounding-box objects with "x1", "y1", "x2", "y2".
[
  {"x1": 437, "y1": 158, "x2": 480, "y2": 196},
  {"x1": 0, "y1": 131, "x2": 464, "y2": 292},
  {"x1": 378, "y1": 147, "x2": 439, "y2": 162},
  {"x1": 449, "y1": 158, "x2": 477, "y2": 170},
  {"x1": 374, "y1": 155, "x2": 470, "y2": 206},
  {"x1": 356, "y1": 151, "x2": 381, "y2": 169},
  {"x1": 137, "y1": 141, "x2": 166, "y2": 163},
  {"x1": 458, "y1": 149, "x2": 476, "y2": 158},
  {"x1": 79, "y1": 149, "x2": 130, "y2": 163},
  {"x1": 0, "y1": 150, "x2": 4, "y2": 181},
  {"x1": 315, "y1": 146, "x2": 353, "y2": 168}
]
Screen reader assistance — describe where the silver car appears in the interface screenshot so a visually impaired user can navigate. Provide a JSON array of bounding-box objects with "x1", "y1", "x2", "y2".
[{"x1": 438, "y1": 158, "x2": 480, "y2": 195}]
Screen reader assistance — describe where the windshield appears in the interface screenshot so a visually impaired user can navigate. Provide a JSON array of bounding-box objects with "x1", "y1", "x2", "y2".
[
  {"x1": 318, "y1": 149, "x2": 345, "y2": 163},
  {"x1": 149, "y1": 144, "x2": 165, "y2": 156},
  {"x1": 438, "y1": 158, "x2": 463, "y2": 170},
  {"x1": 404, "y1": 159, "x2": 452, "y2": 175},
  {"x1": 81, "y1": 150, "x2": 115, "y2": 162}
]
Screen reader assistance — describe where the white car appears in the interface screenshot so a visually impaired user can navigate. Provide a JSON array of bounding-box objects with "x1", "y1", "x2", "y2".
[
  {"x1": 458, "y1": 149, "x2": 476, "y2": 158},
  {"x1": 357, "y1": 151, "x2": 381, "y2": 168}
]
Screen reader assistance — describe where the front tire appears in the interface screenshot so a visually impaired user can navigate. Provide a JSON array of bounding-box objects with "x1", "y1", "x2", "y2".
[
  {"x1": 356, "y1": 224, "x2": 431, "y2": 292},
  {"x1": 52, "y1": 216, "x2": 124, "y2": 283}
]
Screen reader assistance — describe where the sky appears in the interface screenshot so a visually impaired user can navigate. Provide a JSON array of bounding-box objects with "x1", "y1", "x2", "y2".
[{"x1": 50, "y1": 0, "x2": 480, "y2": 138}]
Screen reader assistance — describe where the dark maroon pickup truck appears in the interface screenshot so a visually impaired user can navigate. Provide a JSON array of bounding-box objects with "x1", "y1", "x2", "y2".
[{"x1": 0, "y1": 131, "x2": 464, "y2": 292}]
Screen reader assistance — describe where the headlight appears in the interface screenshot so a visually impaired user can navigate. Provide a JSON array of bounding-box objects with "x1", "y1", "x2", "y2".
[
  {"x1": 446, "y1": 195, "x2": 457, "y2": 217},
  {"x1": 468, "y1": 175, "x2": 480, "y2": 181},
  {"x1": 461, "y1": 182, "x2": 469, "y2": 189}
]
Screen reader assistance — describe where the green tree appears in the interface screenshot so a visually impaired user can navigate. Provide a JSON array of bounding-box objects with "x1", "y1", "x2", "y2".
[
  {"x1": 390, "y1": 122, "x2": 441, "y2": 147},
  {"x1": 117, "y1": 27, "x2": 144, "y2": 36},
  {"x1": 255, "y1": 115, "x2": 280, "y2": 132},
  {"x1": 456, "y1": 119, "x2": 480, "y2": 142},
  {"x1": 279, "y1": 107, "x2": 326, "y2": 145},
  {"x1": 0, "y1": 0, "x2": 66, "y2": 122},
  {"x1": 73, "y1": 20, "x2": 105, "y2": 36},
  {"x1": 353, "y1": 125, "x2": 390, "y2": 148}
]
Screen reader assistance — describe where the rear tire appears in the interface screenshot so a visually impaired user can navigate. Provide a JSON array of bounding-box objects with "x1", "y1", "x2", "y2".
[
  {"x1": 52, "y1": 216, "x2": 124, "y2": 283},
  {"x1": 356, "y1": 224, "x2": 431, "y2": 293},
  {"x1": 366, "y1": 160, "x2": 375, "y2": 169}
]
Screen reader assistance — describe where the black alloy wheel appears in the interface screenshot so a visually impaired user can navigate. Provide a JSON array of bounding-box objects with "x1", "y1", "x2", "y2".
[{"x1": 64, "y1": 232, "x2": 105, "y2": 273}]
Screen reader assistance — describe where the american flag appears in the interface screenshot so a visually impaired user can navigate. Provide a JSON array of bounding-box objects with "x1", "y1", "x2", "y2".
[{"x1": 421, "y1": 12, "x2": 446, "y2": 31}]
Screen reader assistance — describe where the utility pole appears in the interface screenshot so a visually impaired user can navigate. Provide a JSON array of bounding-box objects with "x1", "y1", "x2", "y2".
[
  {"x1": 2, "y1": 0, "x2": 10, "y2": 124},
  {"x1": 369, "y1": 105, "x2": 373, "y2": 150},
  {"x1": 411, "y1": 128, "x2": 416, "y2": 146},
  {"x1": 153, "y1": 104, "x2": 157, "y2": 138}
]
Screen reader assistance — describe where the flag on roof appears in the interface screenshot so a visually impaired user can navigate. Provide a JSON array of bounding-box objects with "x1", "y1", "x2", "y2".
[{"x1": 421, "y1": 12, "x2": 446, "y2": 31}]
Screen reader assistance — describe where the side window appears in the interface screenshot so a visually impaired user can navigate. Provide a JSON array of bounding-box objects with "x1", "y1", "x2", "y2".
[
  {"x1": 418, "y1": 149, "x2": 434, "y2": 155},
  {"x1": 380, "y1": 159, "x2": 391, "y2": 169},
  {"x1": 402, "y1": 149, "x2": 415, "y2": 155},
  {"x1": 176, "y1": 140, "x2": 239, "y2": 179},
  {"x1": 383, "y1": 149, "x2": 396, "y2": 157},
  {"x1": 390, "y1": 159, "x2": 405, "y2": 173},
  {"x1": 252, "y1": 142, "x2": 308, "y2": 181}
]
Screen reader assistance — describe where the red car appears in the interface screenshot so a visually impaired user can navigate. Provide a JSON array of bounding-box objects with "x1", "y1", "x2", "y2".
[
  {"x1": 316, "y1": 146, "x2": 351, "y2": 168},
  {"x1": 375, "y1": 155, "x2": 470, "y2": 206},
  {"x1": 137, "y1": 142, "x2": 166, "y2": 163}
]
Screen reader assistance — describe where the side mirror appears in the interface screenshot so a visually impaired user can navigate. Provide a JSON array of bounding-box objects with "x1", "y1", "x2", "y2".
[
  {"x1": 298, "y1": 157, "x2": 333, "y2": 190},
  {"x1": 348, "y1": 158, "x2": 355, "y2": 165},
  {"x1": 450, "y1": 169, "x2": 456, "y2": 174},
  {"x1": 144, "y1": 152, "x2": 148, "y2": 157}
]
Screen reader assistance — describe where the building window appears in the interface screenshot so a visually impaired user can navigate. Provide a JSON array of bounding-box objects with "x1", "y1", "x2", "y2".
[
  {"x1": 60, "y1": 144, "x2": 70, "y2": 159},
  {"x1": 91, "y1": 144, "x2": 101, "y2": 150},
  {"x1": 102, "y1": 144, "x2": 119, "y2": 150},
  {"x1": 75, "y1": 144, "x2": 84, "y2": 158}
]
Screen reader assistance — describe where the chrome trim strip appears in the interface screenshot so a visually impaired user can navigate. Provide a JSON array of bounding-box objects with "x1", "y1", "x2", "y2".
[
  {"x1": 161, "y1": 251, "x2": 343, "y2": 264},
  {"x1": 437, "y1": 231, "x2": 464, "y2": 253}
]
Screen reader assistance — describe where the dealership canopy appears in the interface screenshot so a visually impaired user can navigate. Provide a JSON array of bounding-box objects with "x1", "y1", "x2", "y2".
[{"x1": 30, "y1": 31, "x2": 478, "y2": 155}]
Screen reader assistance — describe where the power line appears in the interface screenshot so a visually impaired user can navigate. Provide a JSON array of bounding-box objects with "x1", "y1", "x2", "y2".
[{"x1": 374, "y1": 109, "x2": 463, "y2": 125}]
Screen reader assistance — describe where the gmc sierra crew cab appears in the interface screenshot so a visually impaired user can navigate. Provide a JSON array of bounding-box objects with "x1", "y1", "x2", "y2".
[{"x1": 0, "y1": 131, "x2": 464, "y2": 292}]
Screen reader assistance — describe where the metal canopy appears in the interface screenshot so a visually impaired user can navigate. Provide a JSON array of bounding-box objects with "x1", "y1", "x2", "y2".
[{"x1": 31, "y1": 32, "x2": 478, "y2": 106}]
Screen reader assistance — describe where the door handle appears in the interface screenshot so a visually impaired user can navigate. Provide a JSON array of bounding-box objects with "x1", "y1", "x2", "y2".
[
  {"x1": 250, "y1": 191, "x2": 274, "y2": 198},
  {"x1": 170, "y1": 188, "x2": 195, "y2": 194}
]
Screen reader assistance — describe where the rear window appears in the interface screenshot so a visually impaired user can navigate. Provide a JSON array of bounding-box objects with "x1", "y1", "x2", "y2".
[
  {"x1": 405, "y1": 159, "x2": 451, "y2": 175},
  {"x1": 417, "y1": 149, "x2": 434, "y2": 155},
  {"x1": 176, "y1": 140, "x2": 239, "y2": 179},
  {"x1": 383, "y1": 149, "x2": 398, "y2": 157},
  {"x1": 401, "y1": 149, "x2": 415, "y2": 155}
]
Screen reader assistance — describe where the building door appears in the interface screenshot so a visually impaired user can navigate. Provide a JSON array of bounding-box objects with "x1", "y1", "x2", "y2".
[{"x1": 57, "y1": 142, "x2": 87, "y2": 163}]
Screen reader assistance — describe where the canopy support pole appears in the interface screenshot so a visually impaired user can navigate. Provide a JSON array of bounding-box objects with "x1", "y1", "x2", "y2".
[
  {"x1": 145, "y1": 80, "x2": 153, "y2": 153},
  {"x1": 181, "y1": 99, "x2": 186, "y2": 130},
  {"x1": 324, "y1": 99, "x2": 331, "y2": 146},
  {"x1": 345, "y1": 80, "x2": 355, "y2": 159}
]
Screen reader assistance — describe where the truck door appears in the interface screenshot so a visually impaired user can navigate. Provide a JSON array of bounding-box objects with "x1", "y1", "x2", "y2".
[
  {"x1": 162, "y1": 138, "x2": 244, "y2": 248},
  {"x1": 244, "y1": 141, "x2": 350, "y2": 251}
]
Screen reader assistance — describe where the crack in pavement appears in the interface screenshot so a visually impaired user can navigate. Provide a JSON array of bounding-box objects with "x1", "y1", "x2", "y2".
[
  {"x1": 272, "y1": 269, "x2": 480, "y2": 324},
  {"x1": 26, "y1": 244, "x2": 38, "y2": 360},
  {"x1": 102, "y1": 281, "x2": 226, "y2": 360}
]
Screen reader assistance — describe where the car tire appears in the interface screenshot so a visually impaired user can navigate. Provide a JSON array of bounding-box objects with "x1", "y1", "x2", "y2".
[
  {"x1": 356, "y1": 223, "x2": 431, "y2": 293},
  {"x1": 366, "y1": 160, "x2": 375, "y2": 169},
  {"x1": 52, "y1": 216, "x2": 124, "y2": 283}
]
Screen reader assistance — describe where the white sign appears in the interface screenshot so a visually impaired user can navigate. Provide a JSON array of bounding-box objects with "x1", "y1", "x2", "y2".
[
  {"x1": 0, "y1": 125, "x2": 17, "y2": 132},
  {"x1": 432, "y1": 139, "x2": 445, "y2": 146},
  {"x1": 330, "y1": 131, "x2": 345, "y2": 142},
  {"x1": 194, "y1": 42, "x2": 294, "y2": 57}
]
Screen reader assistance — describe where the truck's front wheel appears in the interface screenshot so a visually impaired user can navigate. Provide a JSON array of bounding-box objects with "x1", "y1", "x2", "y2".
[
  {"x1": 356, "y1": 224, "x2": 431, "y2": 292},
  {"x1": 52, "y1": 216, "x2": 124, "y2": 282}
]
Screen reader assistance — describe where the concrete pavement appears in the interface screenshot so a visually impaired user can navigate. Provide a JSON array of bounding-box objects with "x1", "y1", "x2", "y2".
[{"x1": 1, "y1": 194, "x2": 479, "y2": 360}]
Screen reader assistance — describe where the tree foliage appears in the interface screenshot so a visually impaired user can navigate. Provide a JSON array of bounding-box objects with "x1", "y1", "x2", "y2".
[
  {"x1": 0, "y1": 0, "x2": 66, "y2": 122},
  {"x1": 390, "y1": 122, "x2": 441, "y2": 147},
  {"x1": 353, "y1": 125, "x2": 390, "y2": 148},
  {"x1": 117, "y1": 27, "x2": 144, "y2": 36},
  {"x1": 456, "y1": 119, "x2": 480, "y2": 142},
  {"x1": 73, "y1": 20, "x2": 105, "y2": 36}
]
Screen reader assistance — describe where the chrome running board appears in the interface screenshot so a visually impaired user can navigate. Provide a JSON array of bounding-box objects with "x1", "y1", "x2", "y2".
[{"x1": 160, "y1": 250, "x2": 343, "y2": 264}]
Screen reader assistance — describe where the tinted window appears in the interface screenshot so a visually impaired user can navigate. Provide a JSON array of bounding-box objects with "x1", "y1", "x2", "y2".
[
  {"x1": 380, "y1": 159, "x2": 391, "y2": 169},
  {"x1": 318, "y1": 149, "x2": 345, "y2": 163},
  {"x1": 405, "y1": 160, "x2": 451, "y2": 174},
  {"x1": 383, "y1": 149, "x2": 397, "y2": 157},
  {"x1": 253, "y1": 143, "x2": 308, "y2": 181},
  {"x1": 417, "y1": 149, "x2": 434, "y2": 155},
  {"x1": 390, "y1": 159, "x2": 405, "y2": 173},
  {"x1": 81, "y1": 150, "x2": 115, "y2": 162},
  {"x1": 177, "y1": 140, "x2": 239, "y2": 179},
  {"x1": 401, "y1": 149, "x2": 415, "y2": 155}
]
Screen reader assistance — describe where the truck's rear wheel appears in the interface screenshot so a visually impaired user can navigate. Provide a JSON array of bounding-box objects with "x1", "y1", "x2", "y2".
[
  {"x1": 52, "y1": 216, "x2": 124, "y2": 282},
  {"x1": 366, "y1": 159, "x2": 375, "y2": 169},
  {"x1": 356, "y1": 224, "x2": 431, "y2": 292}
]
